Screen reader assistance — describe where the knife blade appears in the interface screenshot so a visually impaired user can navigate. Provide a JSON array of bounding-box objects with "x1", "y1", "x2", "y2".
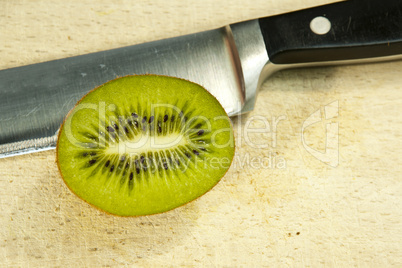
[{"x1": 1, "y1": 0, "x2": 402, "y2": 158}]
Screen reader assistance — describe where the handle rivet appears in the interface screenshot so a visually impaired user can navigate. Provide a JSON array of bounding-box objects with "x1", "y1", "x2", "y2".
[{"x1": 310, "y1": 16, "x2": 331, "y2": 35}]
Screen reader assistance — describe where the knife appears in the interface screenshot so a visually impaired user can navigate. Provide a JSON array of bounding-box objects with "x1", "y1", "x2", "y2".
[{"x1": 1, "y1": 0, "x2": 401, "y2": 158}]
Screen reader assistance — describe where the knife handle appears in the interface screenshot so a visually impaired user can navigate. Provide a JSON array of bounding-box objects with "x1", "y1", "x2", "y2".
[{"x1": 258, "y1": 0, "x2": 402, "y2": 64}]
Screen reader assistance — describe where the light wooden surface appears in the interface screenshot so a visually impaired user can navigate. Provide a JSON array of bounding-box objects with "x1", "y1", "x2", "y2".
[{"x1": 1, "y1": 0, "x2": 401, "y2": 266}]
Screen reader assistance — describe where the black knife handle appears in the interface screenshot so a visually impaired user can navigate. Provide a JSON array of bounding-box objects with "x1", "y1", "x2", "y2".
[{"x1": 258, "y1": 0, "x2": 402, "y2": 64}]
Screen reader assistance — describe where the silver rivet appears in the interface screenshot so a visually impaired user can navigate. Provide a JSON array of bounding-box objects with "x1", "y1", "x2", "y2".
[{"x1": 310, "y1": 16, "x2": 331, "y2": 35}]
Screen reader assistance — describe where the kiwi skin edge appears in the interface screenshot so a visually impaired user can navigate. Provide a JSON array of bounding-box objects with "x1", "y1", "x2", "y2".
[{"x1": 56, "y1": 74, "x2": 235, "y2": 217}]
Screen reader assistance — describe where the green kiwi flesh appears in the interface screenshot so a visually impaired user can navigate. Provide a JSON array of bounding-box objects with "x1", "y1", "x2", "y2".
[{"x1": 57, "y1": 75, "x2": 235, "y2": 216}]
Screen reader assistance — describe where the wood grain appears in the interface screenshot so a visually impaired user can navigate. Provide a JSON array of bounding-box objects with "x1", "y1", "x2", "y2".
[{"x1": 1, "y1": 0, "x2": 401, "y2": 266}]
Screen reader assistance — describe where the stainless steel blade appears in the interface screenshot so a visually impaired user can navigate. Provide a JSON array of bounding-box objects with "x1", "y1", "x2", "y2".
[{"x1": 0, "y1": 20, "x2": 269, "y2": 157}]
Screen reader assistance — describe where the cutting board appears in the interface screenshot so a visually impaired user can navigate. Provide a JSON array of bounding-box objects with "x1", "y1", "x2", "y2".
[{"x1": 1, "y1": 0, "x2": 401, "y2": 266}]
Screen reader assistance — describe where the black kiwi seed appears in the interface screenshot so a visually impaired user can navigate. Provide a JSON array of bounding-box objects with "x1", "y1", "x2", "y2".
[
  {"x1": 142, "y1": 116, "x2": 147, "y2": 123},
  {"x1": 134, "y1": 120, "x2": 139, "y2": 127},
  {"x1": 107, "y1": 126, "x2": 114, "y2": 132},
  {"x1": 163, "y1": 162, "x2": 168, "y2": 170},
  {"x1": 197, "y1": 130, "x2": 204, "y2": 136},
  {"x1": 193, "y1": 149, "x2": 199, "y2": 156},
  {"x1": 127, "y1": 119, "x2": 132, "y2": 125},
  {"x1": 132, "y1": 113, "x2": 138, "y2": 118},
  {"x1": 113, "y1": 123, "x2": 119, "y2": 130},
  {"x1": 195, "y1": 123, "x2": 202, "y2": 128},
  {"x1": 171, "y1": 115, "x2": 175, "y2": 122},
  {"x1": 129, "y1": 172, "x2": 133, "y2": 180},
  {"x1": 110, "y1": 165, "x2": 115, "y2": 172},
  {"x1": 82, "y1": 152, "x2": 88, "y2": 157},
  {"x1": 163, "y1": 115, "x2": 168, "y2": 122},
  {"x1": 124, "y1": 126, "x2": 129, "y2": 133},
  {"x1": 136, "y1": 167, "x2": 140, "y2": 174},
  {"x1": 88, "y1": 159, "x2": 97, "y2": 165},
  {"x1": 185, "y1": 152, "x2": 191, "y2": 159},
  {"x1": 148, "y1": 116, "x2": 154, "y2": 123},
  {"x1": 105, "y1": 160, "x2": 110, "y2": 167},
  {"x1": 90, "y1": 152, "x2": 97, "y2": 156},
  {"x1": 158, "y1": 125, "x2": 162, "y2": 133}
]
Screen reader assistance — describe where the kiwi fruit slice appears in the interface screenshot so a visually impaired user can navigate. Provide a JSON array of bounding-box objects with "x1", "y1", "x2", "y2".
[{"x1": 57, "y1": 75, "x2": 235, "y2": 216}]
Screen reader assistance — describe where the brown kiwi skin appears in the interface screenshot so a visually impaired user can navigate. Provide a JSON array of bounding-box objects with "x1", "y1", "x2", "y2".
[{"x1": 56, "y1": 74, "x2": 235, "y2": 217}]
